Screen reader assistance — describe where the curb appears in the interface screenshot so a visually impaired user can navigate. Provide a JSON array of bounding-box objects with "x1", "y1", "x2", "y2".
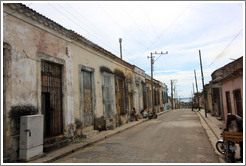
[
  {"x1": 196, "y1": 111, "x2": 226, "y2": 163},
  {"x1": 197, "y1": 111, "x2": 219, "y2": 140},
  {"x1": 34, "y1": 110, "x2": 170, "y2": 163}
]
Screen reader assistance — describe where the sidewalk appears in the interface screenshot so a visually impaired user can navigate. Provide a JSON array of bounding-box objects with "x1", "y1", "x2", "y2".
[
  {"x1": 28, "y1": 110, "x2": 170, "y2": 163},
  {"x1": 196, "y1": 109, "x2": 241, "y2": 163}
]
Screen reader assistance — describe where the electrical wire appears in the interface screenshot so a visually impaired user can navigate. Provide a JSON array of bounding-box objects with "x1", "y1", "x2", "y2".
[
  {"x1": 119, "y1": 5, "x2": 153, "y2": 43},
  {"x1": 97, "y1": 2, "x2": 148, "y2": 50},
  {"x1": 49, "y1": 4, "x2": 119, "y2": 55},
  {"x1": 144, "y1": 3, "x2": 191, "y2": 52},
  {"x1": 208, "y1": 29, "x2": 243, "y2": 67},
  {"x1": 65, "y1": 3, "x2": 121, "y2": 54},
  {"x1": 128, "y1": 3, "x2": 191, "y2": 63},
  {"x1": 138, "y1": 2, "x2": 158, "y2": 37}
]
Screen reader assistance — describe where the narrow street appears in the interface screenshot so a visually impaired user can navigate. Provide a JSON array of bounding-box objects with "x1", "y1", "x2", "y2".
[{"x1": 54, "y1": 109, "x2": 219, "y2": 163}]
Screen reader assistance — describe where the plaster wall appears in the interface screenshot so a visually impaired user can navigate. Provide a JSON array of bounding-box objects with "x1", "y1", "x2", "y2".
[
  {"x1": 222, "y1": 76, "x2": 243, "y2": 121},
  {"x1": 71, "y1": 43, "x2": 116, "y2": 123},
  {"x1": 3, "y1": 7, "x2": 74, "y2": 160}
]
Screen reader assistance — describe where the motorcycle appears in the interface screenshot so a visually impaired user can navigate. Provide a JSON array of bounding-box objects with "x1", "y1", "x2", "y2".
[
  {"x1": 216, "y1": 130, "x2": 237, "y2": 163},
  {"x1": 147, "y1": 111, "x2": 158, "y2": 119},
  {"x1": 140, "y1": 110, "x2": 157, "y2": 119}
]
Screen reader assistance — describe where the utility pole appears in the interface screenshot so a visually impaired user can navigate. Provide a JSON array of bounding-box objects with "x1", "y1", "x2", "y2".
[
  {"x1": 119, "y1": 38, "x2": 122, "y2": 59},
  {"x1": 174, "y1": 83, "x2": 176, "y2": 109},
  {"x1": 171, "y1": 80, "x2": 173, "y2": 109},
  {"x1": 194, "y1": 70, "x2": 198, "y2": 93},
  {"x1": 199, "y1": 50, "x2": 207, "y2": 118},
  {"x1": 192, "y1": 83, "x2": 195, "y2": 100},
  {"x1": 194, "y1": 70, "x2": 199, "y2": 107},
  {"x1": 147, "y1": 51, "x2": 168, "y2": 115}
]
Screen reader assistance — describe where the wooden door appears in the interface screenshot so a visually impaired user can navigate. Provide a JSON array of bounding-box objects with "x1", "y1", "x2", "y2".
[
  {"x1": 81, "y1": 71, "x2": 93, "y2": 127},
  {"x1": 41, "y1": 60, "x2": 63, "y2": 137}
]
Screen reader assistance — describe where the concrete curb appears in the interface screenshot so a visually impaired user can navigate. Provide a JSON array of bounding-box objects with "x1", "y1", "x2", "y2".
[
  {"x1": 196, "y1": 111, "x2": 226, "y2": 163},
  {"x1": 31, "y1": 110, "x2": 170, "y2": 163},
  {"x1": 197, "y1": 111, "x2": 219, "y2": 140}
]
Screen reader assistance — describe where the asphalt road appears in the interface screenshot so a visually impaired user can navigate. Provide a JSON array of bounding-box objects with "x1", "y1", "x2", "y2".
[{"x1": 54, "y1": 109, "x2": 219, "y2": 163}]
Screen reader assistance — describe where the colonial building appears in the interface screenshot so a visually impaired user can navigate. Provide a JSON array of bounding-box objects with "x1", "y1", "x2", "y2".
[
  {"x1": 208, "y1": 56, "x2": 243, "y2": 120},
  {"x1": 3, "y1": 3, "x2": 169, "y2": 162},
  {"x1": 133, "y1": 66, "x2": 147, "y2": 114},
  {"x1": 220, "y1": 57, "x2": 243, "y2": 121},
  {"x1": 114, "y1": 57, "x2": 134, "y2": 126},
  {"x1": 3, "y1": 3, "x2": 75, "y2": 161}
]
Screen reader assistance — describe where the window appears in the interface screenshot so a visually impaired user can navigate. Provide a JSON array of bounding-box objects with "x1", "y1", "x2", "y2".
[
  {"x1": 233, "y1": 89, "x2": 243, "y2": 117},
  {"x1": 225, "y1": 91, "x2": 232, "y2": 114}
]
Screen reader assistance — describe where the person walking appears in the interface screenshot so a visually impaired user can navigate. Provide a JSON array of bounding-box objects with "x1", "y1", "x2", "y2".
[{"x1": 131, "y1": 107, "x2": 138, "y2": 121}]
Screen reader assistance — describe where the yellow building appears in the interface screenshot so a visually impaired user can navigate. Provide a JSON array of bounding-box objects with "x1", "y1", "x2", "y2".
[{"x1": 114, "y1": 57, "x2": 134, "y2": 125}]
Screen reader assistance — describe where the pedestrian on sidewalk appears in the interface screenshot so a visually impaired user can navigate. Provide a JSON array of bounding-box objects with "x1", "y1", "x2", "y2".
[
  {"x1": 131, "y1": 107, "x2": 138, "y2": 121},
  {"x1": 225, "y1": 113, "x2": 243, "y2": 162}
]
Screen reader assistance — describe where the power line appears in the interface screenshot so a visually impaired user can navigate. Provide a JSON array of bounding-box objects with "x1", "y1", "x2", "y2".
[
  {"x1": 128, "y1": 3, "x2": 191, "y2": 64},
  {"x1": 59, "y1": 4, "x2": 138, "y2": 62},
  {"x1": 49, "y1": 4, "x2": 119, "y2": 55},
  {"x1": 208, "y1": 29, "x2": 243, "y2": 67},
  {"x1": 51, "y1": 4, "x2": 137, "y2": 63},
  {"x1": 119, "y1": 5, "x2": 153, "y2": 44},
  {"x1": 97, "y1": 2, "x2": 148, "y2": 50},
  {"x1": 65, "y1": 4, "x2": 120, "y2": 53},
  {"x1": 138, "y1": 2, "x2": 158, "y2": 37},
  {"x1": 144, "y1": 3, "x2": 191, "y2": 52}
]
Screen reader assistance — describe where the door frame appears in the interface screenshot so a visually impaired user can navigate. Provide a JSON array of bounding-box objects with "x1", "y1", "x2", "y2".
[{"x1": 37, "y1": 52, "x2": 66, "y2": 139}]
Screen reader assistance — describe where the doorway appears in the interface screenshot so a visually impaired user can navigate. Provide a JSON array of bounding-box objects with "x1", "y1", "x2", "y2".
[
  {"x1": 80, "y1": 70, "x2": 93, "y2": 127},
  {"x1": 41, "y1": 60, "x2": 63, "y2": 137}
]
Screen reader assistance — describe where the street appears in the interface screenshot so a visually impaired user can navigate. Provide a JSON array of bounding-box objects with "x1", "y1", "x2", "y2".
[{"x1": 54, "y1": 109, "x2": 219, "y2": 163}]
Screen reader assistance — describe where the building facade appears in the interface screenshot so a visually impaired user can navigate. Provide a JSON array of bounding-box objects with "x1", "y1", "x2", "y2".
[
  {"x1": 207, "y1": 56, "x2": 243, "y2": 121},
  {"x1": 3, "y1": 3, "x2": 75, "y2": 160},
  {"x1": 221, "y1": 65, "x2": 243, "y2": 121},
  {"x1": 3, "y1": 3, "x2": 169, "y2": 162}
]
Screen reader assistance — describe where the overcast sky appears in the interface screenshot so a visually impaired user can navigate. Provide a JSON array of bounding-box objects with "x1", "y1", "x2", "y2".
[{"x1": 22, "y1": 1, "x2": 244, "y2": 100}]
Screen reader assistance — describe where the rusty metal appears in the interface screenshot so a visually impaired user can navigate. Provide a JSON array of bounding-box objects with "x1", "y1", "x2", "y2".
[{"x1": 41, "y1": 60, "x2": 63, "y2": 137}]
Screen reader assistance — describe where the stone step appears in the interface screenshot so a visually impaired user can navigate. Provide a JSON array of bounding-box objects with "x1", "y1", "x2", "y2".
[
  {"x1": 82, "y1": 130, "x2": 99, "y2": 139},
  {"x1": 43, "y1": 138, "x2": 70, "y2": 153},
  {"x1": 43, "y1": 135, "x2": 70, "y2": 153},
  {"x1": 82, "y1": 126, "x2": 99, "y2": 138}
]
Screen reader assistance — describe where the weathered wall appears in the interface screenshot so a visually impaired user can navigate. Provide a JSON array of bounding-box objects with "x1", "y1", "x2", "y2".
[
  {"x1": 133, "y1": 67, "x2": 145, "y2": 113},
  {"x1": 71, "y1": 42, "x2": 116, "y2": 131},
  {"x1": 3, "y1": 5, "x2": 74, "y2": 161},
  {"x1": 114, "y1": 62, "x2": 134, "y2": 124},
  {"x1": 222, "y1": 76, "x2": 243, "y2": 121}
]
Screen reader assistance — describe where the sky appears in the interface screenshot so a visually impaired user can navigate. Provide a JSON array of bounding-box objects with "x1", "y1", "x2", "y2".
[{"x1": 22, "y1": 1, "x2": 245, "y2": 101}]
